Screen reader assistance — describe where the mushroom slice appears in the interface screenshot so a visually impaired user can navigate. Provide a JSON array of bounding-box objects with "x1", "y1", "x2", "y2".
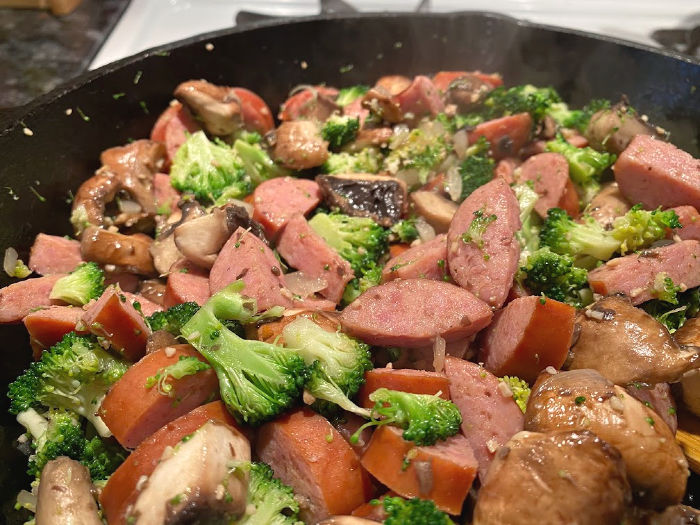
[
  {"x1": 316, "y1": 173, "x2": 408, "y2": 227},
  {"x1": 174, "y1": 80, "x2": 243, "y2": 136},
  {"x1": 273, "y1": 120, "x2": 329, "y2": 170},
  {"x1": 128, "y1": 421, "x2": 251, "y2": 525},
  {"x1": 445, "y1": 73, "x2": 492, "y2": 112},
  {"x1": 585, "y1": 99, "x2": 663, "y2": 155},
  {"x1": 81, "y1": 226, "x2": 155, "y2": 276},
  {"x1": 410, "y1": 190, "x2": 458, "y2": 233},
  {"x1": 150, "y1": 200, "x2": 206, "y2": 275},
  {"x1": 568, "y1": 295, "x2": 699, "y2": 386},
  {"x1": 36, "y1": 457, "x2": 102, "y2": 525},
  {"x1": 361, "y1": 86, "x2": 403, "y2": 123}
]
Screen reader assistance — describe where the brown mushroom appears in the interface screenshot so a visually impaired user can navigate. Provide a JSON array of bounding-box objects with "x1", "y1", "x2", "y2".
[
  {"x1": 444, "y1": 73, "x2": 492, "y2": 112},
  {"x1": 150, "y1": 199, "x2": 206, "y2": 275},
  {"x1": 344, "y1": 128, "x2": 393, "y2": 153},
  {"x1": 174, "y1": 80, "x2": 243, "y2": 136},
  {"x1": 127, "y1": 421, "x2": 250, "y2": 524},
  {"x1": 361, "y1": 86, "x2": 403, "y2": 123},
  {"x1": 36, "y1": 457, "x2": 101, "y2": 525},
  {"x1": 273, "y1": 121, "x2": 330, "y2": 170},
  {"x1": 410, "y1": 190, "x2": 458, "y2": 233},
  {"x1": 676, "y1": 318, "x2": 700, "y2": 417},
  {"x1": 585, "y1": 99, "x2": 663, "y2": 155},
  {"x1": 568, "y1": 295, "x2": 699, "y2": 386},
  {"x1": 526, "y1": 369, "x2": 689, "y2": 508},
  {"x1": 138, "y1": 279, "x2": 167, "y2": 306},
  {"x1": 583, "y1": 181, "x2": 632, "y2": 228},
  {"x1": 472, "y1": 430, "x2": 631, "y2": 525},
  {"x1": 81, "y1": 226, "x2": 155, "y2": 275}
]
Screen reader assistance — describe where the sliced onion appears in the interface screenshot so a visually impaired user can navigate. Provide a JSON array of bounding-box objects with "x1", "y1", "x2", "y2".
[
  {"x1": 445, "y1": 165, "x2": 463, "y2": 202},
  {"x1": 118, "y1": 199, "x2": 143, "y2": 215},
  {"x1": 453, "y1": 129, "x2": 469, "y2": 159},
  {"x1": 415, "y1": 217, "x2": 436, "y2": 243},
  {"x1": 390, "y1": 124, "x2": 411, "y2": 149},
  {"x1": 284, "y1": 271, "x2": 327, "y2": 298},
  {"x1": 16, "y1": 489, "x2": 36, "y2": 512},
  {"x1": 226, "y1": 198, "x2": 254, "y2": 216},
  {"x1": 394, "y1": 168, "x2": 421, "y2": 189},
  {"x1": 433, "y1": 335, "x2": 446, "y2": 373},
  {"x1": 3, "y1": 247, "x2": 18, "y2": 277},
  {"x1": 414, "y1": 460, "x2": 434, "y2": 494}
]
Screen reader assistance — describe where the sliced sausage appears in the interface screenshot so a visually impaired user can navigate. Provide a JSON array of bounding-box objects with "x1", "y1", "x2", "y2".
[
  {"x1": 587, "y1": 240, "x2": 700, "y2": 305},
  {"x1": 28, "y1": 234, "x2": 82, "y2": 275},
  {"x1": 277, "y1": 214, "x2": 354, "y2": 304},
  {"x1": 273, "y1": 120, "x2": 329, "y2": 170},
  {"x1": 569, "y1": 295, "x2": 698, "y2": 386},
  {"x1": 234, "y1": 87, "x2": 275, "y2": 134},
  {"x1": 472, "y1": 430, "x2": 631, "y2": 525},
  {"x1": 0, "y1": 274, "x2": 63, "y2": 324},
  {"x1": 559, "y1": 178, "x2": 581, "y2": 217},
  {"x1": 360, "y1": 425, "x2": 478, "y2": 515},
  {"x1": 432, "y1": 70, "x2": 503, "y2": 91},
  {"x1": 447, "y1": 178, "x2": 521, "y2": 308},
  {"x1": 381, "y1": 234, "x2": 447, "y2": 282},
  {"x1": 82, "y1": 286, "x2": 150, "y2": 361},
  {"x1": 494, "y1": 157, "x2": 520, "y2": 185},
  {"x1": 393, "y1": 75, "x2": 445, "y2": 122},
  {"x1": 669, "y1": 205, "x2": 700, "y2": 241},
  {"x1": 150, "y1": 101, "x2": 201, "y2": 165},
  {"x1": 23, "y1": 305, "x2": 84, "y2": 359},
  {"x1": 443, "y1": 356, "x2": 524, "y2": 480},
  {"x1": 153, "y1": 172, "x2": 180, "y2": 215},
  {"x1": 357, "y1": 368, "x2": 450, "y2": 408},
  {"x1": 252, "y1": 177, "x2": 322, "y2": 238},
  {"x1": 339, "y1": 279, "x2": 492, "y2": 348},
  {"x1": 514, "y1": 152, "x2": 570, "y2": 218},
  {"x1": 584, "y1": 181, "x2": 631, "y2": 228},
  {"x1": 256, "y1": 407, "x2": 372, "y2": 523},
  {"x1": 164, "y1": 262, "x2": 210, "y2": 308},
  {"x1": 279, "y1": 86, "x2": 339, "y2": 122},
  {"x1": 468, "y1": 113, "x2": 532, "y2": 160},
  {"x1": 36, "y1": 457, "x2": 102, "y2": 525},
  {"x1": 479, "y1": 296, "x2": 575, "y2": 383},
  {"x1": 627, "y1": 383, "x2": 677, "y2": 433},
  {"x1": 614, "y1": 135, "x2": 700, "y2": 210},
  {"x1": 100, "y1": 344, "x2": 218, "y2": 448},
  {"x1": 122, "y1": 292, "x2": 163, "y2": 317}
]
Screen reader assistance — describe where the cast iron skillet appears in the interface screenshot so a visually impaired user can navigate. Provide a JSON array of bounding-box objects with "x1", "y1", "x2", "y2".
[{"x1": 0, "y1": 11, "x2": 699, "y2": 522}]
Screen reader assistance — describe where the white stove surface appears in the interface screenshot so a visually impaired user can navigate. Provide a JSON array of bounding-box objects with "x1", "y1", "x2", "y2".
[{"x1": 91, "y1": 0, "x2": 698, "y2": 69}]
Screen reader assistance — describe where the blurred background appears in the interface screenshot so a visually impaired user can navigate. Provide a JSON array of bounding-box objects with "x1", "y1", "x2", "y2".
[{"x1": 0, "y1": 0, "x2": 698, "y2": 110}]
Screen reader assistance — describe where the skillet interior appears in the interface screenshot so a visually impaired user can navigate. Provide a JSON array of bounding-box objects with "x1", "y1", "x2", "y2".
[{"x1": 0, "y1": 12, "x2": 698, "y2": 521}]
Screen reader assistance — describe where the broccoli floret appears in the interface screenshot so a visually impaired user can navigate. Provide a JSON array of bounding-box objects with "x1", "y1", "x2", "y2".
[
  {"x1": 181, "y1": 282, "x2": 304, "y2": 425},
  {"x1": 236, "y1": 130, "x2": 262, "y2": 144},
  {"x1": 434, "y1": 112, "x2": 484, "y2": 133},
  {"x1": 649, "y1": 273, "x2": 682, "y2": 305},
  {"x1": 8, "y1": 332, "x2": 128, "y2": 437},
  {"x1": 353, "y1": 389, "x2": 462, "y2": 446},
  {"x1": 145, "y1": 355, "x2": 211, "y2": 397},
  {"x1": 342, "y1": 262, "x2": 383, "y2": 305},
  {"x1": 239, "y1": 462, "x2": 300, "y2": 525},
  {"x1": 384, "y1": 122, "x2": 451, "y2": 184},
  {"x1": 458, "y1": 137, "x2": 494, "y2": 200},
  {"x1": 49, "y1": 262, "x2": 104, "y2": 306},
  {"x1": 390, "y1": 218, "x2": 420, "y2": 244},
  {"x1": 232, "y1": 139, "x2": 289, "y2": 188},
  {"x1": 146, "y1": 302, "x2": 200, "y2": 334},
  {"x1": 540, "y1": 207, "x2": 620, "y2": 262},
  {"x1": 610, "y1": 204, "x2": 681, "y2": 255},
  {"x1": 336, "y1": 85, "x2": 369, "y2": 107},
  {"x1": 7, "y1": 257, "x2": 31, "y2": 279},
  {"x1": 80, "y1": 433, "x2": 127, "y2": 481},
  {"x1": 321, "y1": 115, "x2": 360, "y2": 150},
  {"x1": 170, "y1": 130, "x2": 251, "y2": 203},
  {"x1": 320, "y1": 148, "x2": 382, "y2": 174},
  {"x1": 282, "y1": 317, "x2": 372, "y2": 418},
  {"x1": 382, "y1": 496, "x2": 454, "y2": 525},
  {"x1": 460, "y1": 209, "x2": 497, "y2": 250},
  {"x1": 513, "y1": 182, "x2": 542, "y2": 257},
  {"x1": 518, "y1": 247, "x2": 590, "y2": 308},
  {"x1": 545, "y1": 134, "x2": 616, "y2": 204},
  {"x1": 642, "y1": 286, "x2": 700, "y2": 333},
  {"x1": 546, "y1": 99, "x2": 611, "y2": 133},
  {"x1": 482, "y1": 84, "x2": 561, "y2": 122},
  {"x1": 499, "y1": 376, "x2": 531, "y2": 413}
]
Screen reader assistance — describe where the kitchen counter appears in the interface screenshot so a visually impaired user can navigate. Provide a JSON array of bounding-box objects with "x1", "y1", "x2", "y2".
[{"x1": 0, "y1": 0, "x2": 129, "y2": 109}]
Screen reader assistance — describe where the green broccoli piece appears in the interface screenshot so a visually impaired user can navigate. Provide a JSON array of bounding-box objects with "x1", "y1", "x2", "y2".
[
  {"x1": 382, "y1": 496, "x2": 454, "y2": 525},
  {"x1": 390, "y1": 218, "x2": 420, "y2": 244},
  {"x1": 482, "y1": 84, "x2": 561, "y2": 122},
  {"x1": 540, "y1": 207, "x2": 620, "y2": 262},
  {"x1": 610, "y1": 204, "x2": 682, "y2": 255},
  {"x1": 181, "y1": 282, "x2": 305, "y2": 425},
  {"x1": 545, "y1": 134, "x2": 616, "y2": 204},
  {"x1": 8, "y1": 257, "x2": 32, "y2": 279},
  {"x1": 435, "y1": 112, "x2": 484, "y2": 133},
  {"x1": 146, "y1": 302, "x2": 200, "y2": 334},
  {"x1": 384, "y1": 123, "x2": 451, "y2": 184},
  {"x1": 513, "y1": 182, "x2": 542, "y2": 257},
  {"x1": 458, "y1": 137, "x2": 495, "y2": 200},
  {"x1": 80, "y1": 433, "x2": 127, "y2": 481},
  {"x1": 518, "y1": 247, "x2": 591, "y2": 308},
  {"x1": 232, "y1": 139, "x2": 289, "y2": 188},
  {"x1": 49, "y1": 262, "x2": 104, "y2": 306},
  {"x1": 336, "y1": 85, "x2": 369, "y2": 107},
  {"x1": 320, "y1": 148, "x2": 382, "y2": 174},
  {"x1": 8, "y1": 332, "x2": 128, "y2": 437},
  {"x1": 499, "y1": 376, "x2": 531, "y2": 413},
  {"x1": 170, "y1": 130, "x2": 251, "y2": 203},
  {"x1": 353, "y1": 389, "x2": 462, "y2": 446},
  {"x1": 642, "y1": 286, "x2": 700, "y2": 333},
  {"x1": 460, "y1": 209, "x2": 497, "y2": 250},
  {"x1": 145, "y1": 356, "x2": 211, "y2": 397},
  {"x1": 239, "y1": 462, "x2": 300, "y2": 525},
  {"x1": 649, "y1": 273, "x2": 682, "y2": 305},
  {"x1": 236, "y1": 130, "x2": 263, "y2": 144},
  {"x1": 321, "y1": 115, "x2": 360, "y2": 150},
  {"x1": 341, "y1": 262, "x2": 383, "y2": 305},
  {"x1": 546, "y1": 99, "x2": 611, "y2": 133},
  {"x1": 282, "y1": 317, "x2": 372, "y2": 418}
]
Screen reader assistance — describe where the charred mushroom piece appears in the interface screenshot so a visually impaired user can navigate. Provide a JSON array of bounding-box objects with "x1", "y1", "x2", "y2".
[
  {"x1": 316, "y1": 173, "x2": 408, "y2": 227},
  {"x1": 410, "y1": 190, "x2": 458, "y2": 233},
  {"x1": 375, "y1": 75, "x2": 412, "y2": 96},
  {"x1": 150, "y1": 199, "x2": 206, "y2": 275},
  {"x1": 585, "y1": 99, "x2": 663, "y2": 155},
  {"x1": 583, "y1": 181, "x2": 632, "y2": 229},
  {"x1": 128, "y1": 421, "x2": 250, "y2": 524},
  {"x1": 473, "y1": 430, "x2": 631, "y2": 525},
  {"x1": 676, "y1": 318, "x2": 700, "y2": 417},
  {"x1": 146, "y1": 330, "x2": 180, "y2": 354},
  {"x1": 445, "y1": 73, "x2": 492, "y2": 112},
  {"x1": 273, "y1": 121, "x2": 330, "y2": 170},
  {"x1": 361, "y1": 86, "x2": 403, "y2": 123},
  {"x1": 568, "y1": 295, "x2": 699, "y2": 386},
  {"x1": 526, "y1": 369, "x2": 689, "y2": 508},
  {"x1": 174, "y1": 80, "x2": 243, "y2": 136},
  {"x1": 36, "y1": 457, "x2": 102, "y2": 525},
  {"x1": 81, "y1": 226, "x2": 155, "y2": 276},
  {"x1": 344, "y1": 127, "x2": 393, "y2": 153},
  {"x1": 139, "y1": 279, "x2": 167, "y2": 306}
]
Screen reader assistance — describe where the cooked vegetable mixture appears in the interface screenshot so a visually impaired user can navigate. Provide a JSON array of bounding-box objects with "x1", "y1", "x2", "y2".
[{"x1": 3, "y1": 69, "x2": 700, "y2": 525}]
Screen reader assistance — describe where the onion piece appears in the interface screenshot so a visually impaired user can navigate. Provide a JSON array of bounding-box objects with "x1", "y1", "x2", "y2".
[
  {"x1": 117, "y1": 199, "x2": 143, "y2": 215},
  {"x1": 3, "y1": 247, "x2": 18, "y2": 277},
  {"x1": 16, "y1": 490, "x2": 36, "y2": 512},
  {"x1": 453, "y1": 129, "x2": 469, "y2": 159},
  {"x1": 394, "y1": 168, "x2": 421, "y2": 189},
  {"x1": 284, "y1": 271, "x2": 327, "y2": 298},
  {"x1": 415, "y1": 217, "x2": 436, "y2": 243},
  {"x1": 445, "y1": 165, "x2": 463, "y2": 202},
  {"x1": 433, "y1": 335, "x2": 446, "y2": 373},
  {"x1": 414, "y1": 460, "x2": 434, "y2": 494}
]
